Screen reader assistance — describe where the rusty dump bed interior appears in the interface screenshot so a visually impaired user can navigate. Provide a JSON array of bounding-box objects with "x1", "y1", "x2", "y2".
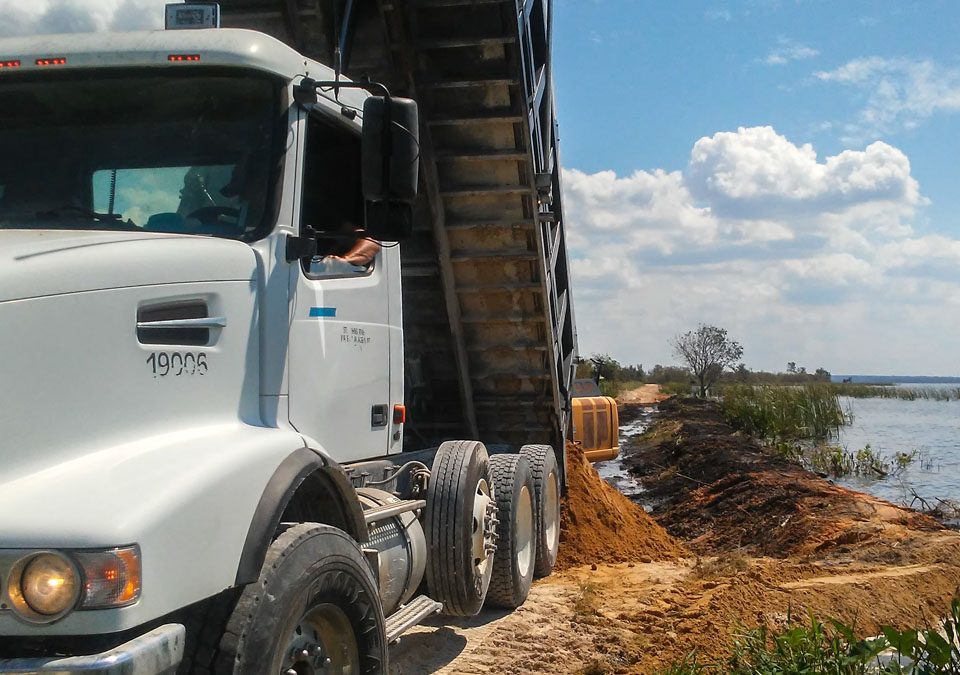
[{"x1": 220, "y1": 0, "x2": 577, "y2": 453}]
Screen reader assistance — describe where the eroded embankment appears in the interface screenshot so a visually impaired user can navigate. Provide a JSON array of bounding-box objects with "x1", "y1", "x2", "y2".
[{"x1": 622, "y1": 397, "x2": 944, "y2": 561}]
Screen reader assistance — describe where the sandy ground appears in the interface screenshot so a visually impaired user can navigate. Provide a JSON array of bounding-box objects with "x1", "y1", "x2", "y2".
[
  {"x1": 391, "y1": 390, "x2": 960, "y2": 674},
  {"x1": 616, "y1": 384, "x2": 670, "y2": 405}
]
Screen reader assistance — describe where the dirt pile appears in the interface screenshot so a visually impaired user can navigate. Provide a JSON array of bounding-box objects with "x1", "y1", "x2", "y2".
[
  {"x1": 623, "y1": 397, "x2": 945, "y2": 560},
  {"x1": 555, "y1": 442, "x2": 686, "y2": 570}
]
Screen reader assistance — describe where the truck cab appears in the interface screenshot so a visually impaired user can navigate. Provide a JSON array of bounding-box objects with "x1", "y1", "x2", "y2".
[{"x1": 0, "y1": 4, "x2": 569, "y2": 673}]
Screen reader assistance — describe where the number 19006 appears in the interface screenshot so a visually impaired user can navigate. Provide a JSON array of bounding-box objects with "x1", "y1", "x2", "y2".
[{"x1": 146, "y1": 352, "x2": 208, "y2": 378}]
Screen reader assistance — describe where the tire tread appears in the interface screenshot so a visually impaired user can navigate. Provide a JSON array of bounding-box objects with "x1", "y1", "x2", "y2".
[
  {"x1": 485, "y1": 454, "x2": 535, "y2": 608},
  {"x1": 519, "y1": 444, "x2": 560, "y2": 578}
]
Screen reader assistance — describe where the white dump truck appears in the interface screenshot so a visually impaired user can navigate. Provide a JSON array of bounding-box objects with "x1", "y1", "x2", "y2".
[{"x1": 0, "y1": 1, "x2": 576, "y2": 672}]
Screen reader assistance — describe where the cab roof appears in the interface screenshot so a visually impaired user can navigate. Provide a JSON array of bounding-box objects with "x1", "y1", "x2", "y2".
[{"x1": 0, "y1": 28, "x2": 333, "y2": 82}]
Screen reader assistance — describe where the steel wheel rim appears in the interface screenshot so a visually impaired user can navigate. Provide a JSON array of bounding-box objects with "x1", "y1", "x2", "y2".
[
  {"x1": 516, "y1": 484, "x2": 535, "y2": 578},
  {"x1": 544, "y1": 469, "x2": 560, "y2": 559},
  {"x1": 281, "y1": 602, "x2": 359, "y2": 675},
  {"x1": 472, "y1": 477, "x2": 495, "y2": 581}
]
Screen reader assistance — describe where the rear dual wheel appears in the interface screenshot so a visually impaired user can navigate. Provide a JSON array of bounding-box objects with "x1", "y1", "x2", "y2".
[
  {"x1": 424, "y1": 440, "x2": 497, "y2": 616},
  {"x1": 519, "y1": 444, "x2": 561, "y2": 578},
  {"x1": 485, "y1": 454, "x2": 537, "y2": 608}
]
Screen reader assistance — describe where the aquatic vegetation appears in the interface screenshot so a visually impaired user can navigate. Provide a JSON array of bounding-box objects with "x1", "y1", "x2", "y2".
[
  {"x1": 769, "y1": 441, "x2": 917, "y2": 479},
  {"x1": 831, "y1": 384, "x2": 960, "y2": 401},
  {"x1": 721, "y1": 384, "x2": 851, "y2": 440}
]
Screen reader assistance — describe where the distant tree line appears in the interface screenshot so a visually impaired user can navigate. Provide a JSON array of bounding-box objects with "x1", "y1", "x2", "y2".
[{"x1": 576, "y1": 352, "x2": 831, "y2": 395}]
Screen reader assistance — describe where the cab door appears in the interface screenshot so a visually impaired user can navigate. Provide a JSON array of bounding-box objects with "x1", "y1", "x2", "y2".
[{"x1": 287, "y1": 109, "x2": 392, "y2": 462}]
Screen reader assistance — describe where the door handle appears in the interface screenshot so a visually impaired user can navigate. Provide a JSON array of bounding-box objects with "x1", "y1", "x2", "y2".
[
  {"x1": 371, "y1": 405, "x2": 388, "y2": 428},
  {"x1": 136, "y1": 317, "x2": 227, "y2": 329}
]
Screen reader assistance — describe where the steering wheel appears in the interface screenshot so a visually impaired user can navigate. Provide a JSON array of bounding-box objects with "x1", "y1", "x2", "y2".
[{"x1": 185, "y1": 206, "x2": 241, "y2": 223}]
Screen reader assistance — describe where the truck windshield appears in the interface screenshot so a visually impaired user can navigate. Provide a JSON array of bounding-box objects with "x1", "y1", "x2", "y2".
[{"x1": 0, "y1": 69, "x2": 282, "y2": 241}]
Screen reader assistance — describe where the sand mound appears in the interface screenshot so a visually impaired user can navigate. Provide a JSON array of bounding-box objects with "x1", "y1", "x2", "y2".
[{"x1": 556, "y1": 442, "x2": 686, "y2": 570}]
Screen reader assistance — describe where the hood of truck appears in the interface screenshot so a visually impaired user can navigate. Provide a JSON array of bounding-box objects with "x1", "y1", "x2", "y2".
[
  {"x1": 0, "y1": 230, "x2": 255, "y2": 302},
  {"x1": 0, "y1": 229, "x2": 263, "y2": 486}
]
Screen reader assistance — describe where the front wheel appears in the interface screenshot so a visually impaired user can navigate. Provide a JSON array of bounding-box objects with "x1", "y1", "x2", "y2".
[{"x1": 217, "y1": 523, "x2": 387, "y2": 675}]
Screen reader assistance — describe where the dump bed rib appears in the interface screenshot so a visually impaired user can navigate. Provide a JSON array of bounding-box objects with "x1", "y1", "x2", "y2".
[{"x1": 220, "y1": 0, "x2": 577, "y2": 453}]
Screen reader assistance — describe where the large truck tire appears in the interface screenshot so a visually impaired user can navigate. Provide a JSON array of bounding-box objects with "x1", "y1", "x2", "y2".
[
  {"x1": 484, "y1": 454, "x2": 536, "y2": 609},
  {"x1": 175, "y1": 589, "x2": 241, "y2": 675},
  {"x1": 216, "y1": 523, "x2": 387, "y2": 675},
  {"x1": 424, "y1": 440, "x2": 496, "y2": 616},
  {"x1": 519, "y1": 443, "x2": 562, "y2": 577}
]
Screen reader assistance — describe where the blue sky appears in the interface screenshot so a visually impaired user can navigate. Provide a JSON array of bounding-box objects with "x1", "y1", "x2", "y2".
[
  {"x1": 2, "y1": 0, "x2": 959, "y2": 375},
  {"x1": 552, "y1": 1, "x2": 960, "y2": 375}
]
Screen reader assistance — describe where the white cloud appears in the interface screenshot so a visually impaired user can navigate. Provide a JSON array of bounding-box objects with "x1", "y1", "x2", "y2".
[
  {"x1": 762, "y1": 38, "x2": 819, "y2": 66},
  {"x1": 566, "y1": 126, "x2": 960, "y2": 375},
  {"x1": 686, "y1": 126, "x2": 920, "y2": 219},
  {"x1": 816, "y1": 57, "x2": 960, "y2": 142},
  {"x1": 0, "y1": 0, "x2": 167, "y2": 36}
]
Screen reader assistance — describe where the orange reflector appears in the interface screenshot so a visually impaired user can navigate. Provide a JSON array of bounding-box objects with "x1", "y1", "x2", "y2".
[
  {"x1": 168, "y1": 54, "x2": 201, "y2": 62},
  {"x1": 114, "y1": 547, "x2": 141, "y2": 604},
  {"x1": 35, "y1": 57, "x2": 66, "y2": 66},
  {"x1": 393, "y1": 404, "x2": 406, "y2": 424},
  {"x1": 0, "y1": 60, "x2": 21, "y2": 68}
]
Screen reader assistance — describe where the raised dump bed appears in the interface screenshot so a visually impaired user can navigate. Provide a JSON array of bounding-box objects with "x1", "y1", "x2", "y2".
[{"x1": 220, "y1": 0, "x2": 576, "y2": 455}]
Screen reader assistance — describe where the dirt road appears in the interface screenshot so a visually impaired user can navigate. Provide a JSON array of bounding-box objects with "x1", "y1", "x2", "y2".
[
  {"x1": 391, "y1": 398, "x2": 960, "y2": 674},
  {"x1": 616, "y1": 384, "x2": 670, "y2": 405}
]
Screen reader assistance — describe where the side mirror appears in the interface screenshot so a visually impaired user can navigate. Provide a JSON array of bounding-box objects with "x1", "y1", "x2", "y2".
[{"x1": 362, "y1": 96, "x2": 419, "y2": 241}]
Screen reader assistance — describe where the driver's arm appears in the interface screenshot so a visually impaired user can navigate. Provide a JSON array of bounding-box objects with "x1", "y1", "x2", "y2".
[{"x1": 333, "y1": 236, "x2": 380, "y2": 267}]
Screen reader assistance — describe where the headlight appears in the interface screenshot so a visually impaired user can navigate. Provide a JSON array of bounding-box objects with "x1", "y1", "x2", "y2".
[
  {"x1": 5, "y1": 546, "x2": 141, "y2": 624},
  {"x1": 9, "y1": 552, "x2": 80, "y2": 622}
]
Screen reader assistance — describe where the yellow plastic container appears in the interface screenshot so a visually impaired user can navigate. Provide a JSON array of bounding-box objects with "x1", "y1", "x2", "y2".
[{"x1": 571, "y1": 396, "x2": 620, "y2": 462}]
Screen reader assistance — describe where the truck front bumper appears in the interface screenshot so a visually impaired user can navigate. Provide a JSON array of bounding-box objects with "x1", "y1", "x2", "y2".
[{"x1": 0, "y1": 623, "x2": 184, "y2": 675}]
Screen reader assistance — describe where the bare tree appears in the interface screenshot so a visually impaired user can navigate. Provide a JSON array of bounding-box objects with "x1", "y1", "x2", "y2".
[{"x1": 672, "y1": 324, "x2": 743, "y2": 397}]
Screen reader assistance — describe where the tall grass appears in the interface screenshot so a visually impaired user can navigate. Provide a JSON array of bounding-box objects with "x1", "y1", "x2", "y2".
[
  {"x1": 721, "y1": 384, "x2": 851, "y2": 441},
  {"x1": 831, "y1": 383, "x2": 960, "y2": 401}
]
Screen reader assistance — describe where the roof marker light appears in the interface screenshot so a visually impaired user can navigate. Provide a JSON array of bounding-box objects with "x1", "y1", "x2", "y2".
[
  {"x1": 36, "y1": 58, "x2": 67, "y2": 66},
  {"x1": 168, "y1": 54, "x2": 201, "y2": 62},
  {"x1": 0, "y1": 60, "x2": 21, "y2": 69}
]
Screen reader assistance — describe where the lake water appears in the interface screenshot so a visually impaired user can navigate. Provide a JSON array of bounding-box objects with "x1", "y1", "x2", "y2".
[{"x1": 835, "y1": 385, "x2": 960, "y2": 505}]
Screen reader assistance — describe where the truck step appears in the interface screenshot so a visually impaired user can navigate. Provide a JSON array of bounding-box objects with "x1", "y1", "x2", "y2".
[{"x1": 385, "y1": 595, "x2": 443, "y2": 643}]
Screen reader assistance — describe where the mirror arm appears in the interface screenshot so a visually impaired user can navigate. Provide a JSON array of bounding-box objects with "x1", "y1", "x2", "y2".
[
  {"x1": 285, "y1": 227, "x2": 319, "y2": 262},
  {"x1": 293, "y1": 77, "x2": 391, "y2": 107}
]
